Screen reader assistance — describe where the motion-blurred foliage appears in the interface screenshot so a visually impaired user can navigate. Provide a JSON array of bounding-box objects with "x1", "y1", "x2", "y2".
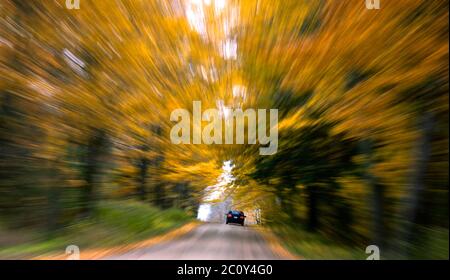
[{"x1": 0, "y1": 0, "x2": 448, "y2": 259}]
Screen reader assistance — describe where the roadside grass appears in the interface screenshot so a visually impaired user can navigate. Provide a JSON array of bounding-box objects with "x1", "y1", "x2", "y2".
[
  {"x1": 271, "y1": 224, "x2": 449, "y2": 260},
  {"x1": 409, "y1": 226, "x2": 449, "y2": 260},
  {"x1": 0, "y1": 200, "x2": 193, "y2": 259},
  {"x1": 270, "y1": 224, "x2": 367, "y2": 260}
]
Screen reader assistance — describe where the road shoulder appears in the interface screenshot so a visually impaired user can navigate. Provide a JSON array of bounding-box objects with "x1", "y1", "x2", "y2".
[
  {"x1": 34, "y1": 221, "x2": 201, "y2": 260},
  {"x1": 253, "y1": 226, "x2": 302, "y2": 260}
]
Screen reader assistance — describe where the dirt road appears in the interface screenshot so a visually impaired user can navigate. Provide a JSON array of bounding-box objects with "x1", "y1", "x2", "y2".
[{"x1": 106, "y1": 223, "x2": 290, "y2": 260}]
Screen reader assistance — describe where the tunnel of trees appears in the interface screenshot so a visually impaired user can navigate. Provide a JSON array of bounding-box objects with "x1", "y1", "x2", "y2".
[{"x1": 0, "y1": 0, "x2": 448, "y2": 259}]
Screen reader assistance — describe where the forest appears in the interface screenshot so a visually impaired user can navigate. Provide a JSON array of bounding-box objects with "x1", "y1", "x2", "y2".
[{"x1": 0, "y1": 0, "x2": 448, "y2": 259}]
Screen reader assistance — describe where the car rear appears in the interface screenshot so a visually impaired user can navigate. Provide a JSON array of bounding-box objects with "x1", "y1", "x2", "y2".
[{"x1": 226, "y1": 210, "x2": 245, "y2": 226}]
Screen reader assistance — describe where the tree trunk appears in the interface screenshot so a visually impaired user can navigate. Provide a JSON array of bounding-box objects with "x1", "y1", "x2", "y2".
[
  {"x1": 401, "y1": 112, "x2": 434, "y2": 257},
  {"x1": 359, "y1": 139, "x2": 385, "y2": 247},
  {"x1": 81, "y1": 129, "x2": 108, "y2": 217},
  {"x1": 154, "y1": 183, "x2": 166, "y2": 208},
  {"x1": 137, "y1": 158, "x2": 149, "y2": 201},
  {"x1": 152, "y1": 154, "x2": 165, "y2": 208},
  {"x1": 306, "y1": 185, "x2": 319, "y2": 231},
  {"x1": 47, "y1": 183, "x2": 61, "y2": 234},
  {"x1": 372, "y1": 183, "x2": 385, "y2": 247}
]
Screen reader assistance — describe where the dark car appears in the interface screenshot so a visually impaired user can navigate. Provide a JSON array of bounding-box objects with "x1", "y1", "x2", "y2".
[{"x1": 226, "y1": 210, "x2": 246, "y2": 226}]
